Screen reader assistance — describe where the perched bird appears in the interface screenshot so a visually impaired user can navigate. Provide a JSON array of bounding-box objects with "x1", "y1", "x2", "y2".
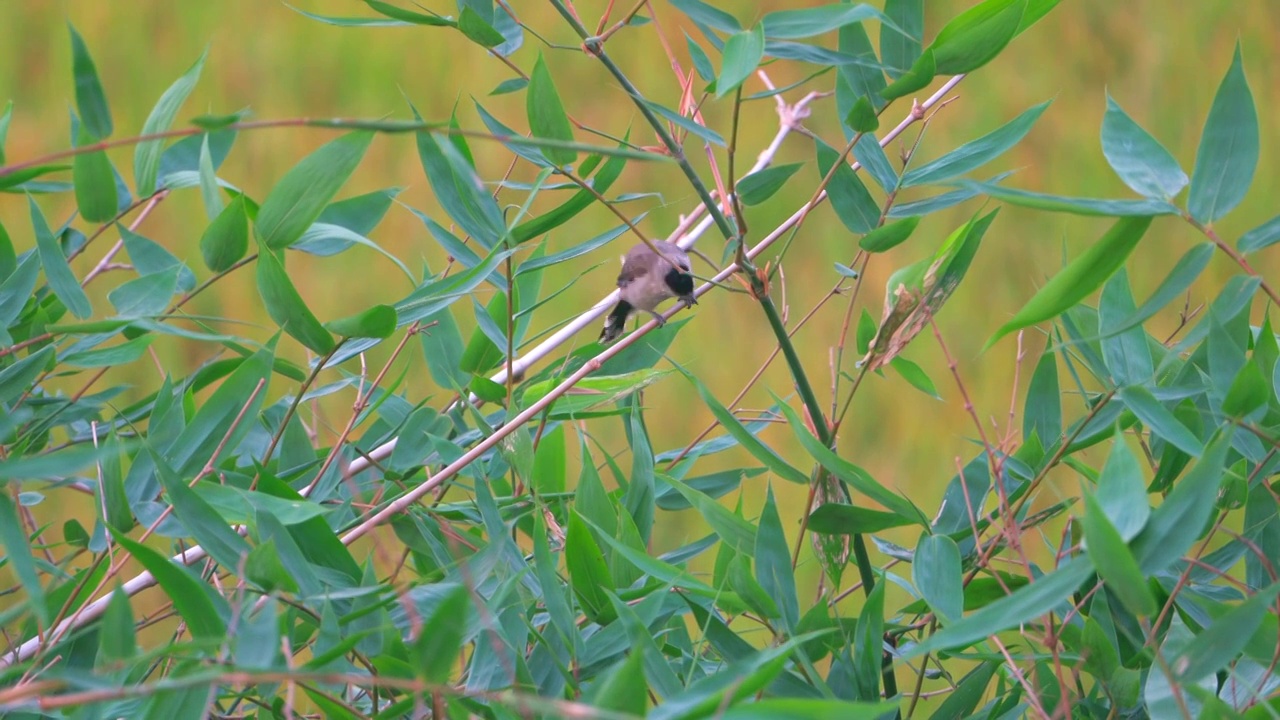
[{"x1": 599, "y1": 240, "x2": 697, "y2": 344}]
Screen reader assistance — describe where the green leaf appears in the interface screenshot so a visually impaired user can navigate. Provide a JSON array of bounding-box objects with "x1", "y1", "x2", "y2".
[
  {"x1": 656, "y1": 468, "x2": 762, "y2": 510},
  {"x1": 318, "y1": 186, "x2": 398, "y2": 233},
  {"x1": 880, "y1": 49, "x2": 934, "y2": 102},
  {"x1": 649, "y1": 637, "x2": 815, "y2": 720},
  {"x1": 1100, "y1": 94, "x2": 1187, "y2": 200},
  {"x1": 99, "y1": 433, "x2": 134, "y2": 532},
  {"x1": 853, "y1": 572, "x2": 885, "y2": 699},
  {"x1": 0, "y1": 438, "x2": 129, "y2": 480},
  {"x1": 816, "y1": 138, "x2": 879, "y2": 234},
  {"x1": 931, "y1": 663, "x2": 1000, "y2": 720},
  {"x1": 68, "y1": 24, "x2": 112, "y2": 139},
  {"x1": 677, "y1": 365, "x2": 808, "y2": 485},
  {"x1": 244, "y1": 539, "x2": 298, "y2": 594},
  {"x1": 0, "y1": 492, "x2": 47, "y2": 625},
  {"x1": 0, "y1": 252, "x2": 37, "y2": 330},
  {"x1": 29, "y1": 196, "x2": 92, "y2": 319},
  {"x1": 1188, "y1": 43, "x2": 1258, "y2": 224},
  {"x1": 642, "y1": 100, "x2": 726, "y2": 147},
  {"x1": 837, "y1": 21, "x2": 887, "y2": 114},
  {"x1": 686, "y1": 32, "x2": 715, "y2": 81},
  {"x1": 1098, "y1": 270, "x2": 1153, "y2": 386},
  {"x1": 914, "y1": 534, "x2": 963, "y2": 623},
  {"x1": 118, "y1": 224, "x2": 194, "y2": 291},
  {"x1": 107, "y1": 267, "x2": 177, "y2": 318},
  {"x1": 890, "y1": 356, "x2": 941, "y2": 399},
  {"x1": 135, "y1": 49, "x2": 206, "y2": 197},
  {"x1": 987, "y1": 215, "x2": 1153, "y2": 348},
  {"x1": 718, "y1": 25, "x2": 765, "y2": 98},
  {"x1": 256, "y1": 245, "x2": 336, "y2": 354},
  {"x1": 1223, "y1": 359, "x2": 1268, "y2": 419},
  {"x1": 457, "y1": 6, "x2": 505, "y2": 47},
  {"x1": 0, "y1": 164, "x2": 71, "y2": 193},
  {"x1": 413, "y1": 583, "x2": 469, "y2": 683},
  {"x1": 856, "y1": 309, "x2": 876, "y2": 355},
  {"x1": 152, "y1": 448, "x2": 251, "y2": 572},
  {"x1": 755, "y1": 486, "x2": 799, "y2": 631},
  {"x1": 762, "y1": 4, "x2": 890, "y2": 39},
  {"x1": 854, "y1": 133, "x2": 897, "y2": 193},
  {"x1": 1023, "y1": 347, "x2": 1061, "y2": 444},
  {"x1": 1083, "y1": 492, "x2": 1156, "y2": 617},
  {"x1": 197, "y1": 134, "x2": 222, "y2": 219},
  {"x1": 161, "y1": 346, "x2": 274, "y2": 479},
  {"x1": 668, "y1": 0, "x2": 741, "y2": 34},
  {"x1": 364, "y1": 0, "x2": 453, "y2": 26},
  {"x1": 729, "y1": 555, "x2": 779, "y2": 620},
  {"x1": 808, "y1": 504, "x2": 914, "y2": 534},
  {"x1": 1095, "y1": 439, "x2": 1149, "y2": 541},
  {"x1": 0, "y1": 343, "x2": 52, "y2": 399},
  {"x1": 324, "y1": 304, "x2": 397, "y2": 339},
  {"x1": 882, "y1": 0, "x2": 924, "y2": 79},
  {"x1": 738, "y1": 162, "x2": 804, "y2": 206},
  {"x1": 255, "y1": 131, "x2": 373, "y2": 250},
  {"x1": 1118, "y1": 386, "x2": 1203, "y2": 457},
  {"x1": 906, "y1": 559, "x2": 1094, "y2": 656},
  {"x1": 1132, "y1": 430, "x2": 1231, "y2": 574},
  {"x1": 288, "y1": 4, "x2": 426, "y2": 27},
  {"x1": 844, "y1": 95, "x2": 879, "y2": 133},
  {"x1": 565, "y1": 510, "x2": 615, "y2": 624},
  {"x1": 63, "y1": 335, "x2": 155, "y2": 367},
  {"x1": 962, "y1": 181, "x2": 1179, "y2": 216},
  {"x1": 532, "y1": 424, "x2": 566, "y2": 495},
  {"x1": 419, "y1": 307, "x2": 467, "y2": 391},
  {"x1": 413, "y1": 119, "x2": 505, "y2": 247},
  {"x1": 623, "y1": 408, "x2": 656, "y2": 544},
  {"x1": 661, "y1": 475, "x2": 757, "y2": 557},
  {"x1": 928, "y1": 0, "x2": 1026, "y2": 75},
  {"x1": 526, "y1": 52, "x2": 576, "y2": 166},
  {"x1": 1238, "y1": 214, "x2": 1280, "y2": 253},
  {"x1": 902, "y1": 101, "x2": 1050, "y2": 187},
  {"x1": 586, "y1": 648, "x2": 648, "y2": 715},
  {"x1": 73, "y1": 129, "x2": 119, "y2": 223},
  {"x1": 490, "y1": 77, "x2": 527, "y2": 95},
  {"x1": 188, "y1": 110, "x2": 248, "y2": 130},
  {"x1": 199, "y1": 193, "x2": 250, "y2": 272},
  {"x1": 109, "y1": 528, "x2": 228, "y2": 641},
  {"x1": 96, "y1": 582, "x2": 137, "y2": 666},
  {"x1": 1173, "y1": 580, "x2": 1280, "y2": 682},
  {"x1": 1145, "y1": 617, "x2": 1215, "y2": 718}
]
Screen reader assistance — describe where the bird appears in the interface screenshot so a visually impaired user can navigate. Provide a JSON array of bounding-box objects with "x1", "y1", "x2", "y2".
[{"x1": 599, "y1": 240, "x2": 697, "y2": 344}]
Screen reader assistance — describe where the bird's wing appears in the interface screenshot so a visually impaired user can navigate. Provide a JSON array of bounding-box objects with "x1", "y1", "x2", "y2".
[{"x1": 616, "y1": 259, "x2": 648, "y2": 288}]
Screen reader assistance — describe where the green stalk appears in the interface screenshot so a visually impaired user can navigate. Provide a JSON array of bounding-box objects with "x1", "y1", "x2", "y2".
[{"x1": 548, "y1": 1, "x2": 893, "y2": 698}]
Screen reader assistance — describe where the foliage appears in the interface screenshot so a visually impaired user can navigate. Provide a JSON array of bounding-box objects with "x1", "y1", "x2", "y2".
[{"x1": 0, "y1": 1, "x2": 1276, "y2": 718}]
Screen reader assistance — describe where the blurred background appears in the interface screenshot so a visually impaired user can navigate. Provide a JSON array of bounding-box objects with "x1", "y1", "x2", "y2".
[{"x1": 1, "y1": 1, "x2": 1277, "y2": 588}]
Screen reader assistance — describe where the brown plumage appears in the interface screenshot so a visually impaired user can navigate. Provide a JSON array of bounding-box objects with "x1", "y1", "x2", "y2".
[{"x1": 599, "y1": 240, "x2": 697, "y2": 344}]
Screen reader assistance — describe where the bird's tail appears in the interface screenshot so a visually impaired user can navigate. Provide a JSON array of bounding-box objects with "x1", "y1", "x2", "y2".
[{"x1": 600, "y1": 300, "x2": 633, "y2": 344}]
